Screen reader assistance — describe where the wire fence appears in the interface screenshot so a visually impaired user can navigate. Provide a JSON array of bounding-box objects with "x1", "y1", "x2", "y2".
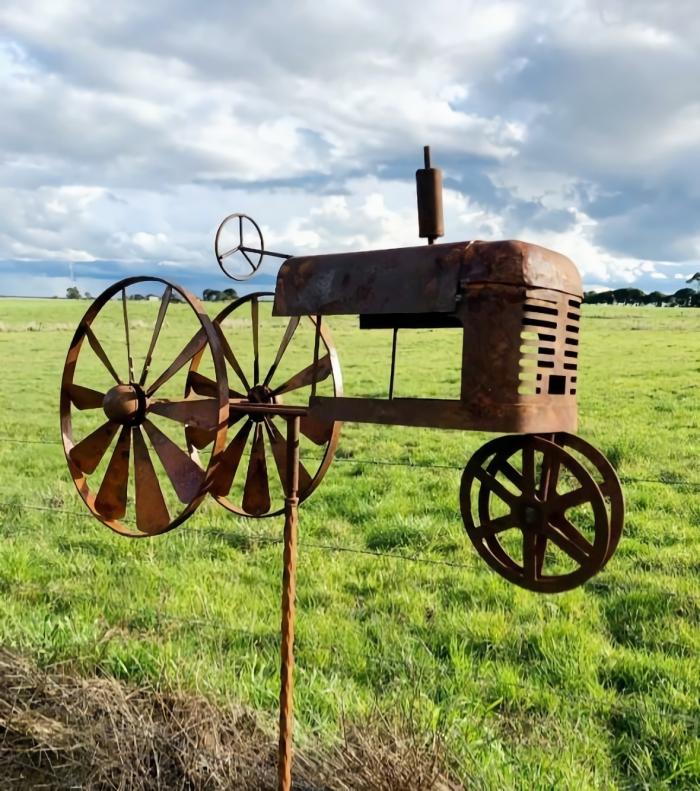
[
  {"x1": 0, "y1": 499, "x2": 481, "y2": 572},
  {"x1": 0, "y1": 434, "x2": 698, "y2": 488},
  {"x1": 1, "y1": 426, "x2": 700, "y2": 608},
  {"x1": 0, "y1": 423, "x2": 699, "y2": 587},
  {"x1": 1, "y1": 456, "x2": 699, "y2": 725},
  {"x1": 2, "y1": 498, "x2": 700, "y2": 607}
]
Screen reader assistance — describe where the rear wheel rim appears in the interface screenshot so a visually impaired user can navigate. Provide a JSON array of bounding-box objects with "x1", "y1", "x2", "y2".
[
  {"x1": 60, "y1": 277, "x2": 229, "y2": 537},
  {"x1": 187, "y1": 292, "x2": 342, "y2": 518}
]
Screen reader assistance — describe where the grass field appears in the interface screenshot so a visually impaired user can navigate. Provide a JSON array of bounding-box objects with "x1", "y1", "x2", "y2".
[{"x1": 0, "y1": 295, "x2": 699, "y2": 789}]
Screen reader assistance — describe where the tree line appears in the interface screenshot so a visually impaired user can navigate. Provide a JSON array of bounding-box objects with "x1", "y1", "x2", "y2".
[
  {"x1": 65, "y1": 287, "x2": 238, "y2": 302},
  {"x1": 583, "y1": 287, "x2": 700, "y2": 307}
]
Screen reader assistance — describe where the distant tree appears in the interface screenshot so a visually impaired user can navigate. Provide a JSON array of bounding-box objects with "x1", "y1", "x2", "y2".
[
  {"x1": 583, "y1": 290, "x2": 615, "y2": 305},
  {"x1": 612, "y1": 288, "x2": 645, "y2": 305},
  {"x1": 84, "y1": 292, "x2": 93, "y2": 300},
  {"x1": 583, "y1": 288, "x2": 700, "y2": 308},
  {"x1": 672, "y1": 288, "x2": 695, "y2": 307},
  {"x1": 643, "y1": 291, "x2": 668, "y2": 306},
  {"x1": 203, "y1": 287, "x2": 238, "y2": 302},
  {"x1": 66, "y1": 286, "x2": 81, "y2": 299},
  {"x1": 129, "y1": 293, "x2": 145, "y2": 300}
]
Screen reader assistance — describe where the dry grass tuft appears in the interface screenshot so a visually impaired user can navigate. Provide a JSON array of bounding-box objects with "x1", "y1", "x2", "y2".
[{"x1": 0, "y1": 649, "x2": 461, "y2": 790}]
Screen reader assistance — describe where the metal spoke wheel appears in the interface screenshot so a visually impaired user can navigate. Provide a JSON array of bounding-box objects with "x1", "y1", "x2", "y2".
[
  {"x1": 214, "y1": 213, "x2": 265, "y2": 281},
  {"x1": 60, "y1": 277, "x2": 229, "y2": 537},
  {"x1": 187, "y1": 292, "x2": 342, "y2": 517},
  {"x1": 539, "y1": 433, "x2": 624, "y2": 566},
  {"x1": 461, "y1": 434, "x2": 611, "y2": 593}
]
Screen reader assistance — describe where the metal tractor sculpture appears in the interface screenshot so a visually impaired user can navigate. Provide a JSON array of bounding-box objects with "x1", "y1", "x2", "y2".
[{"x1": 61, "y1": 148, "x2": 623, "y2": 594}]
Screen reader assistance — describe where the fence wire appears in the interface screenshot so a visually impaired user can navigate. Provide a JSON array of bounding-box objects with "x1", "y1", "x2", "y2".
[
  {"x1": 2, "y1": 498, "x2": 700, "y2": 607},
  {"x1": 0, "y1": 435, "x2": 698, "y2": 488},
  {"x1": 0, "y1": 500, "x2": 480, "y2": 572}
]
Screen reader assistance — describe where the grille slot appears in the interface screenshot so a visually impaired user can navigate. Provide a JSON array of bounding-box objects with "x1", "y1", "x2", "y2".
[{"x1": 519, "y1": 290, "x2": 580, "y2": 396}]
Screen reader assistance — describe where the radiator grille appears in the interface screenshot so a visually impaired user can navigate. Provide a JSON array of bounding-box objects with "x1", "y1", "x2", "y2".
[{"x1": 519, "y1": 292, "x2": 579, "y2": 396}]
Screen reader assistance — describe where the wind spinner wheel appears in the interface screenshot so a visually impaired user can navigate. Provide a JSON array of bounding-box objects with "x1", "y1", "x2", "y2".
[
  {"x1": 60, "y1": 277, "x2": 229, "y2": 536},
  {"x1": 187, "y1": 292, "x2": 342, "y2": 517}
]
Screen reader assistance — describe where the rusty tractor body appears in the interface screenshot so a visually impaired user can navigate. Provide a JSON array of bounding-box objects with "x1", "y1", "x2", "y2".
[{"x1": 61, "y1": 148, "x2": 623, "y2": 593}]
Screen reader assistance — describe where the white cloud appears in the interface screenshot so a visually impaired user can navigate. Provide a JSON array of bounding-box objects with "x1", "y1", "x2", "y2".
[{"x1": 0, "y1": 0, "x2": 698, "y2": 296}]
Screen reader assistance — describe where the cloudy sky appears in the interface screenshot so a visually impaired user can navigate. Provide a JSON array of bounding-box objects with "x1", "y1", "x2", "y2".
[{"x1": 1, "y1": 0, "x2": 699, "y2": 297}]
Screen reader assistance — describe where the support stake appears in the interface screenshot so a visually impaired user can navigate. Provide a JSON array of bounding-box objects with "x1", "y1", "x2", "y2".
[
  {"x1": 278, "y1": 414, "x2": 300, "y2": 791},
  {"x1": 389, "y1": 327, "x2": 398, "y2": 399}
]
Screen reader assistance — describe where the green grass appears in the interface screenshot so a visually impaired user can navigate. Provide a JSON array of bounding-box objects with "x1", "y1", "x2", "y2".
[{"x1": 0, "y1": 296, "x2": 699, "y2": 789}]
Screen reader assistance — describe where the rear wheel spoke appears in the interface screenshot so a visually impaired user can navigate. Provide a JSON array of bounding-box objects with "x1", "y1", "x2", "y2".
[
  {"x1": 251, "y1": 297, "x2": 260, "y2": 385},
  {"x1": 146, "y1": 328, "x2": 207, "y2": 396},
  {"x1": 263, "y1": 316, "x2": 300, "y2": 387},
  {"x1": 84, "y1": 326, "x2": 122, "y2": 384},
  {"x1": 94, "y1": 426, "x2": 131, "y2": 519},
  {"x1": 121, "y1": 289, "x2": 135, "y2": 382},
  {"x1": 148, "y1": 397, "x2": 221, "y2": 430},
  {"x1": 273, "y1": 354, "x2": 332, "y2": 396},
  {"x1": 187, "y1": 370, "x2": 244, "y2": 400},
  {"x1": 299, "y1": 413, "x2": 334, "y2": 445},
  {"x1": 143, "y1": 419, "x2": 205, "y2": 503},
  {"x1": 264, "y1": 417, "x2": 312, "y2": 494},
  {"x1": 69, "y1": 421, "x2": 120, "y2": 474},
  {"x1": 66, "y1": 383, "x2": 105, "y2": 410},
  {"x1": 211, "y1": 420, "x2": 253, "y2": 497},
  {"x1": 133, "y1": 426, "x2": 170, "y2": 533},
  {"x1": 242, "y1": 423, "x2": 270, "y2": 515},
  {"x1": 138, "y1": 285, "x2": 171, "y2": 387},
  {"x1": 215, "y1": 324, "x2": 251, "y2": 393}
]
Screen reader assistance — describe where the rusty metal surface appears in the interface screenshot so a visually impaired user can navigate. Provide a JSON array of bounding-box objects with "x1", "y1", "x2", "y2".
[
  {"x1": 187, "y1": 292, "x2": 341, "y2": 519},
  {"x1": 60, "y1": 275, "x2": 229, "y2": 538},
  {"x1": 278, "y1": 415, "x2": 301, "y2": 791},
  {"x1": 309, "y1": 395, "x2": 577, "y2": 434},
  {"x1": 460, "y1": 434, "x2": 611, "y2": 593},
  {"x1": 215, "y1": 212, "x2": 291, "y2": 282},
  {"x1": 455, "y1": 284, "x2": 581, "y2": 413},
  {"x1": 273, "y1": 239, "x2": 581, "y2": 317},
  {"x1": 416, "y1": 146, "x2": 444, "y2": 243},
  {"x1": 61, "y1": 145, "x2": 623, "y2": 595},
  {"x1": 273, "y1": 242, "x2": 468, "y2": 316},
  {"x1": 548, "y1": 432, "x2": 624, "y2": 565},
  {"x1": 459, "y1": 240, "x2": 583, "y2": 296}
]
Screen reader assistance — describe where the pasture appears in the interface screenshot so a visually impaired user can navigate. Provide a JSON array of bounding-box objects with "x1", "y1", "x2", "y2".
[{"x1": 0, "y1": 296, "x2": 699, "y2": 789}]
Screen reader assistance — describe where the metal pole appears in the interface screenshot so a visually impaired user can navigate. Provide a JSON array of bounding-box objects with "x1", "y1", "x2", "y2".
[
  {"x1": 278, "y1": 415, "x2": 300, "y2": 791},
  {"x1": 310, "y1": 315, "x2": 321, "y2": 400},
  {"x1": 389, "y1": 327, "x2": 398, "y2": 399}
]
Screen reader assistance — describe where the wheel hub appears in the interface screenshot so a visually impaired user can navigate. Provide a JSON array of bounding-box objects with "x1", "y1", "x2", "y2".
[
  {"x1": 247, "y1": 384, "x2": 275, "y2": 422},
  {"x1": 102, "y1": 384, "x2": 147, "y2": 426},
  {"x1": 517, "y1": 499, "x2": 547, "y2": 534}
]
